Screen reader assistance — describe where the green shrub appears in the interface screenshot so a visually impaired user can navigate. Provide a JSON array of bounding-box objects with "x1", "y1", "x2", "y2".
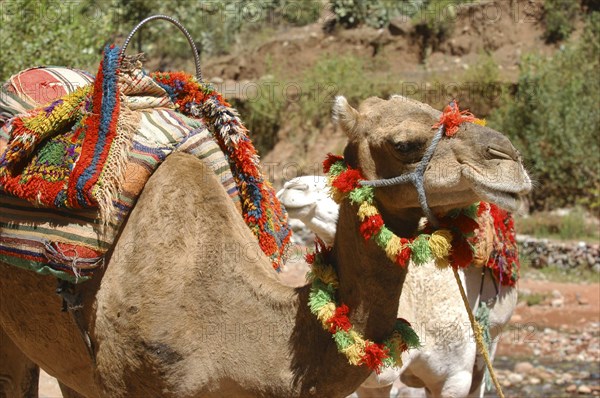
[
  {"x1": 0, "y1": 0, "x2": 116, "y2": 81},
  {"x1": 274, "y1": 0, "x2": 323, "y2": 26},
  {"x1": 330, "y1": 0, "x2": 404, "y2": 29},
  {"x1": 490, "y1": 13, "x2": 600, "y2": 212},
  {"x1": 0, "y1": 0, "x2": 321, "y2": 82},
  {"x1": 543, "y1": 0, "x2": 580, "y2": 43},
  {"x1": 515, "y1": 208, "x2": 600, "y2": 241},
  {"x1": 297, "y1": 54, "x2": 392, "y2": 125},
  {"x1": 412, "y1": 0, "x2": 470, "y2": 59},
  {"x1": 453, "y1": 53, "x2": 504, "y2": 117},
  {"x1": 240, "y1": 54, "x2": 395, "y2": 155}
]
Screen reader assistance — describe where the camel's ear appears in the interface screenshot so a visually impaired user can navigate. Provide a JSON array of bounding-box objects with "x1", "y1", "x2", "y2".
[{"x1": 332, "y1": 96, "x2": 362, "y2": 140}]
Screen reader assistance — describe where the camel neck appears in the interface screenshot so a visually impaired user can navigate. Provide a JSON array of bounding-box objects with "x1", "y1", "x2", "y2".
[
  {"x1": 280, "y1": 200, "x2": 410, "y2": 396},
  {"x1": 332, "y1": 201, "x2": 408, "y2": 342}
]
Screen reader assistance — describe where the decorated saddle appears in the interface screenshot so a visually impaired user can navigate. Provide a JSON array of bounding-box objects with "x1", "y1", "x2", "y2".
[{"x1": 0, "y1": 46, "x2": 292, "y2": 282}]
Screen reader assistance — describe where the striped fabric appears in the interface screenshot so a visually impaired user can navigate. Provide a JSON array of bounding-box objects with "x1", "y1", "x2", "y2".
[
  {"x1": 0, "y1": 66, "x2": 240, "y2": 282},
  {"x1": 0, "y1": 67, "x2": 94, "y2": 126}
]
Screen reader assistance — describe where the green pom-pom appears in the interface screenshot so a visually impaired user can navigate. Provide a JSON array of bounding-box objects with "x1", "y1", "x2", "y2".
[
  {"x1": 348, "y1": 186, "x2": 375, "y2": 205},
  {"x1": 395, "y1": 320, "x2": 421, "y2": 349},
  {"x1": 308, "y1": 282, "x2": 334, "y2": 314},
  {"x1": 375, "y1": 226, "x2": 394, "y2": 249},
  {"x1": 382, "y1": 356, "x2": 396, "y2": 368},
  {"x1": 329, "y1": 162, "x2": 345, "y2": 176},
  {"x1": 410, "y1": 235, "x2": 432, "y2": 266},
  {"x1": 463, "y1": 202, "x2": 480, "y2": 220},
  {"x1": 333, "y1": 330, "x2": 353, "y2": 350}
]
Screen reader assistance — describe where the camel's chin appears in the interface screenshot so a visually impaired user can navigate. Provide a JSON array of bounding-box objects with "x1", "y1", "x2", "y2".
[{"x1": 472, "y1": 185, "x2": 522, "y2": 213}]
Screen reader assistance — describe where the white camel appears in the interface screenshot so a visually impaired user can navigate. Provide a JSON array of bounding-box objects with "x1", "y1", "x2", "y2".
[{"x1": 278, "y1": 176, "x2": 517, "y2": 398}]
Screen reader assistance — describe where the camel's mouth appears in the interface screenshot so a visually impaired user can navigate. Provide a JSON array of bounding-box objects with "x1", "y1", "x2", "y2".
[
  {"x1": 472, "y1": 185, "x2": 523, "y2": 212},
  {"x1": 460, "y1": 162, "x2": 532, "y2": 212},
  {"x1": 276, "y1": 188, "x2": 314, "y2": 210}
]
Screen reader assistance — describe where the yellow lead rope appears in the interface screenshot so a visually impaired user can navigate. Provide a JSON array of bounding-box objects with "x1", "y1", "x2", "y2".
[{"x1": 452, "y1": 268, "x2": 505, "y2": 398}]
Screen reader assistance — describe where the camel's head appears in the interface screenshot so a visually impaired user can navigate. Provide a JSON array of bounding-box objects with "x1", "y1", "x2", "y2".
[
  {"x1": 277, "y1": 176, "x2": 338, "y2": 244},
  {"x1": 334, "y1": 95, "x2": 531, "y2": 217}
]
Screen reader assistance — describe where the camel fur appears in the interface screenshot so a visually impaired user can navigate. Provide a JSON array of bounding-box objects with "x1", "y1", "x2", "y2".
[{"x1": 0, "y1": 95, "x2": 530, "y2": 397}]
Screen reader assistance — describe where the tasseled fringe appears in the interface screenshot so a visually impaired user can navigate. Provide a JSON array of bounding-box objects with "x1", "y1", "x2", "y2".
[{"x1": 94, "y1": 106, "x2": 140, "y2": 227}]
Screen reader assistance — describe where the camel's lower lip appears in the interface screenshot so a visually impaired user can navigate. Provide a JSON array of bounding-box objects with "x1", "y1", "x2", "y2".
[{"x1": 473, "y1": 185, "x2": 521, "y2": 212}]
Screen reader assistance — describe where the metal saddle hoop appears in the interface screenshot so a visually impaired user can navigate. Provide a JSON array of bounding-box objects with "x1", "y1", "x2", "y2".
[{"x1": 120, "y1": 14, "x2": 203, "y2": 81}]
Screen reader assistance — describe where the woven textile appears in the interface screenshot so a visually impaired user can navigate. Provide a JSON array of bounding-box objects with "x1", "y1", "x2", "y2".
[
  {"x1": 0, "y1": 66, "x2": 94, "y2": 127},
  {"x1": 0, "y1": 49, "x2": 290, "y2": 281},
  {"x1": 0, "y1": 55, "x2": 247, "y2": 281}
]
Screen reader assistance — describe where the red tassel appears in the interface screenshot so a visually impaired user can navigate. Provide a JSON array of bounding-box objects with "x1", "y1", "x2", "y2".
[
  {"x1": 360, "y1": 214, "x2": 384, "y2": 240},
  {"x1": 433, "y1": 101, "x2": 476, "y2": 137},
  {"x1": 332, "y1": 168, "x2": 363, "y2": 193},
  {"x1": 395, "y1": 245, "x2": 412, "y2": 268},
  {"x1": 361, "y1": 342, "x2": 389, "y2": 373},
  {"x1": 451, "y1": 236, "x2": 473, "y2": 268},
  {"x1": 327, "y1": 304, "x2": 352, "y2": 333},
  {"x1": 453, "y1": 214, "x2": 480, "y2": 235}
]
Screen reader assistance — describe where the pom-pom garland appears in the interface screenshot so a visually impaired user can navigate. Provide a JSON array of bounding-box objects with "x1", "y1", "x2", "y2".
[
  {"x1": 474, "y1": 202, "x2": 520, "y2": 286},
  {"x1": 324, "y1": 154, "x2": 480, "y2": 270},
  {"x1": 150, "y1": 71, "x2": 292, "y2": 270},
  {"x1": 306, "y1": 238, "x2": 420, "y2": 373}
]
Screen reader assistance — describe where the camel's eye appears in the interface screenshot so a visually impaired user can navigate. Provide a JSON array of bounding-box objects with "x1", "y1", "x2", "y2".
[{"x1": 394, "y1": 140, "x2": 424, "y2": 155}]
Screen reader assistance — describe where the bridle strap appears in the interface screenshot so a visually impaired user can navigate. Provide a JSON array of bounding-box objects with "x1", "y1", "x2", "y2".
[{"x1": 359, "y1": 124, "x2": 445, "y2": 228}]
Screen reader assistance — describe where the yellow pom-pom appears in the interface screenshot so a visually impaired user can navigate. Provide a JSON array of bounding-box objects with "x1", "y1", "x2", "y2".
[
  {"x1": 343, "y1": 343, "x2": 365, "y2": 366},
  {"x1": 317, "y1": 302, "x2": 336, "y2": 329},
  {"x1": 428, "y1": 230, "x2": 453, "y2": 261},
  {"x1": 385, "y1": 236, "x2": 403, "y2": 261},
  {"x1": 331, "y1": 188, "x2": 346, "y2": 204},
  {"x1": 312, "y1": 264, "x2": 339, "y2": 288},
  {"x1": 473, "y1": 118, "x2": 486, "y2": 126},
  {"x1": 358, "y1": 202, "x2": 379, "y2": 221},
  {"x1": 349, "y1": 330, "x2": 366, "y2": 350},
  {"x1": 342, "y1": 331, "x2": 366, "y2": 365}
]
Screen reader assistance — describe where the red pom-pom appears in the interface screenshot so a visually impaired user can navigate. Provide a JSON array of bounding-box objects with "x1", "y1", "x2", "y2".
[
  {"x1": 361, "y1": 342, "x2": 389, "y2": 374},
  {"x1": 323, "y1": 153, "x2": 345, "y2": 173},
  {"x1": 433, "y1": 101, "x2": 476, "y2": 137},
  {"x1": 332, "y1": 169, "x2": 363, "y2": 193},
  {"x1": 451, "y1": 236, "x2": 474, "y2": 268},
  {"x1": 395, "y1": 245, "x2": 412, "y2": 268},
  {"x1": 454, "y1": 214, "x2": 480, "y2": 235},
  {"x1": 327, "y1": 304, "x2": 352, "y2": 333},
  {"x1": 360, "y1": 214, "x2": 384, "y2": 240}
]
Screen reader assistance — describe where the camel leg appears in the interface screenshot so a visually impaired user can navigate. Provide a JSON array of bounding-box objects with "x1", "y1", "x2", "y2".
[
  {"x1": 0, "y1": 325, "x2": 39, "y2": 398},
  {"x1": 468, "y1": 338, "x2": 500, "y2": 398},
  {"x1": 430, "y1": 370, "x2": 472, "y2": 398},
  {"x1": 355, "y1": 384, "x2": 393, "y2": 398}
]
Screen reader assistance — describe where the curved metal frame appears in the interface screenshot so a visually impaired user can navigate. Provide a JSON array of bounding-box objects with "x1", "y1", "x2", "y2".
[{"x1": 120, "y1": 14, "x2": 202, "y2": 80}]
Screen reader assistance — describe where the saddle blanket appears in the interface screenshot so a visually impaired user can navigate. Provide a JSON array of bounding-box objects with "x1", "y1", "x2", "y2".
[{"x1": 0, "y1": 47, "x2": 291, "y2": 282}]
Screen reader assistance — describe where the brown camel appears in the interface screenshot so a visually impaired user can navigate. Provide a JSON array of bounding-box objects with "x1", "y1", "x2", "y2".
[{"x1": 0, "y1": 95, "x2": 530, "y2": 397}]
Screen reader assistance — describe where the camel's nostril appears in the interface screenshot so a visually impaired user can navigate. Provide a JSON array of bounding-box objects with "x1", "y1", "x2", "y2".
[{"x1": 487, "y1": 145, "x2": 517, "y2": 161}]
